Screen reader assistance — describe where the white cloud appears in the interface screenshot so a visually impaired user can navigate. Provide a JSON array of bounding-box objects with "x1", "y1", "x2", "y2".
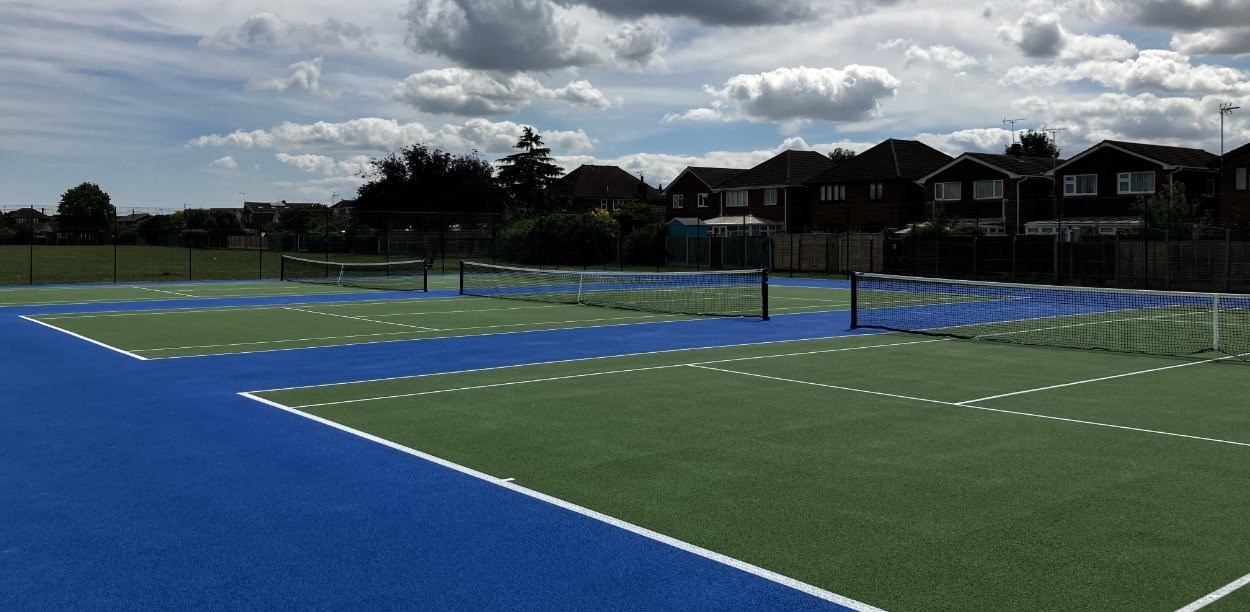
[
  {"x1": 605, "y1": 21, "x2": 669, "y2": 68},
  {"x1": 190, "y1": 117, "x2": 594, "y2": 157},
  {"x1": 404, "y1": 0, "x2": 600, "y2": 71},
  {"x1": 275, "y1": 153, "x2": 372, "y2": 176},
  {"x1": 1172, "y1": 28, "x2": 1250, "y2": 56},
  {"x1": 248, "y1": 57, "x2": 324, "y2": 94},
  {"x1": 391, "y1": 69, "x2": 613, "y2": 115},
  {"x1": 209, "y1": 156, "x2": 238, "y2": 169},
  {"x1": 1001, "y1": 50, "x2": 1250, "y2": 95},
  {"x1": 997, "y1": 12, "x2": 1136, "y2": 61},
  {"x1": 199, "y1": 13, "x2": 372, "y2": 52},
  {"x1": 670, "y1": 66, "x2": 900, "y2": 125},
  {"x1": 552, "y1": 0, "x2": 826, "y2": 26},
  {"x1": 914, "y1": 128, "x2": 1013, "y2": 156},
  {"x1": 1014, "y1": 92, "x2": 1249, "y2": 146},
  {"x1": 1108, "y1": 0, "x2": 1250, "y2": 30}
]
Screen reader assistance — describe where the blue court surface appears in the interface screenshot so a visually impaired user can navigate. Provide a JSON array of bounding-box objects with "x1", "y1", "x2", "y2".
[{"x1": 1, "y1": 277, "x2": 880, "y2": 610}]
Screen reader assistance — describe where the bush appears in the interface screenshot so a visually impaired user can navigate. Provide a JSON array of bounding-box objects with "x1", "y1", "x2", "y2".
[
  {"x1": 499, "y1": 213, "x2": 618, "y2": 266},
  {"x1": 621, "y1": 221, "x2": 665, "y2": 265}
]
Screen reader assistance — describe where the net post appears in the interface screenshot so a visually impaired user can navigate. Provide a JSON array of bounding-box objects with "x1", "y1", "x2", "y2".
[
  {"x1": 1213, "y1": 293, "x2": 1220, "y2": 353},
  {"x1": 280, "y1": 254, "x2": 286, "y2": 282},
  {"x1": 423, "y1": 257, "x2": 429, "y2": 292},
  {"x1": 849, "y1": 271, "x2": 858, "y2": 328},
  {"x1": 761, "y1": 268, "x2": 769, "y2": 320},
  {"x1": 458, "y1": 260, "x2": 465, "y2": 295}
]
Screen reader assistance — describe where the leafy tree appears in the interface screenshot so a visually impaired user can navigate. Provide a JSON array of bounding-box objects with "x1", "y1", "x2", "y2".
[
  {"x1": 185, "y1": 209, "x2": 244, "y2": 234},
  {"x1": 137, "y1": 214, "x2": 178, "y2": 244},
  {"x1": 355, "y1": 144, "x2": 502, "y2": 222},
  {"x1": 57, "y1": 182, "x2": 115, "y2": 235},
  {"x1": 497, "y1": 127, "x2": 564, "y2": 213},
  {"x1": 828, "y1": 147, "x2": 857, "y2": 162},
  {"x1": 1132, "y1": 182, "x2": 1211, "y2": 238},
  {"x1": 1005, "y1": 130, "x2": 1060, "y2": 157},
  {"x1": 272, "y1": 205, "x2": 334, "y2": 232}
]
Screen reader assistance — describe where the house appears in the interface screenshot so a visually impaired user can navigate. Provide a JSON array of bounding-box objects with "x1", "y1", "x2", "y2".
[
  {"x1": 4, "y1": 207, "x2": 52, "y2": 226},
  {"x1": 662, "y1": 167, "x2": 745, "y2": 222},
  {"x1": 918, "y1": 152, "x2": 1060, "y2": 236},
  {"x1": 711, "y1": 150, "x2": 836, "y2": 234},
  {"x1": 808, "y1": 139, "x2": 952, "y2": 233},
  {"x1": 558, "y1": 165, "x2": 663, "y2": 212},
  {"x1": 1049, "y1": 140, "x2": 1217, "y2": 239},
  {"x1": 331, "y1": 198, "x2": 357, "y2": 221},
  {"x1": 242, "y1": 201, "x2": 276, "y2": 229},
  {"x1": 116, "y1": 212, "x2": 152, "y2": 227},
  {"x1": 1219, "y1": 142, "x2": 1250, "y2": 226}
]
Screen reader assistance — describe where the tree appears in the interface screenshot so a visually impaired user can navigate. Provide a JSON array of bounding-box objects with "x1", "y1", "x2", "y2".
[
  {"x1": 1005, "y1": 130, "x2": 1060, "y2": 157},
  {"x1": 355, "y1": 144, "x2": 502, "y2": 223},
  {"x1": 1132, "y1": 182, "x2": 1210, "y2": 238},
  {"x1": 58, "y1": 182, "x2": 115, "y2": 236},
  {"x1": 828, "y1": 147, "x2": 857, "y2": 162},
  {"x1": 497, "y1": 127, "x2": 564, "y2": 213}
]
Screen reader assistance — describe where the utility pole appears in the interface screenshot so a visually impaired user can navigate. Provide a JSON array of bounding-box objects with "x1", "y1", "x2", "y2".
[{"x1": 1220, "y1": 104, "x2": 1238, "y2": 215}]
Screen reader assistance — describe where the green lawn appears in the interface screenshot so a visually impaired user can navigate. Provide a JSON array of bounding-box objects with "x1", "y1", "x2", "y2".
[{"x1": 253, "y1": 337, "x2": 1250, "y2": 611}]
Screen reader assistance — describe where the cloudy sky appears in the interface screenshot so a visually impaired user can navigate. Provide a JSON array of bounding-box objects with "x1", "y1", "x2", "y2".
[{"x1": 5, "y1": 0, "x2": 1250, "y2": 210}]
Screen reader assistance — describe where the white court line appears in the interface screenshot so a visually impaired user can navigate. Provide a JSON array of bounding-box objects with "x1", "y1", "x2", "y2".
[
  {"x1": 688, "y1": 365, "x2": 1250, "y2": 449},
  {"x1": 19, "y1": 315, "x2": 148, "y2": 361},
  {"x1": 957, "y1": 353, "x2": 1246, "y2": 405},
  {"x1": 1176, "y1": 571, "x2": 1250, "y2": 612},
  {"x1": 283, "y1": 338, "x2": 950, "y2": 409},
  {"x1": 237, "y1": 391, "x2": 884, "y2": 612},
  {"x1": 282, "y1": 307, "x2": 440, "y2": 331},
  {"x1": 130, "y1": 285, "x2": 197, "y2": 298}
]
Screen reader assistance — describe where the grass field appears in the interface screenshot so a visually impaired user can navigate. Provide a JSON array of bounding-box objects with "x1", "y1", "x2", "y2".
[
  {"x1": 9, "y1": 275, "x2": 1249, "y2": 610},
  {"x1": 247, "y1": 334, "x2": 1250, "y2": 611}
]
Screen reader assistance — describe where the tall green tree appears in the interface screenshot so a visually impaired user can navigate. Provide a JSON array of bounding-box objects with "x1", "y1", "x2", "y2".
[
  {"x1": 355, "y1": 144, "x2": 502, "y2": 222},
  {"x1": 1132, "y1": 182, "x2": 1210, "y2": 238},
  {"x1": 828, "y1": 147, "x2": 857, "y2": 162},
  {"x1": 1005, "y1": 130, "x2": 1060, "y2": 157},
  {"x1": 58, "y1": 182, "x2": 115, "y2": 235},
  {"x1": 497, "y1": 127, "x2": 564, "y2": 213}
]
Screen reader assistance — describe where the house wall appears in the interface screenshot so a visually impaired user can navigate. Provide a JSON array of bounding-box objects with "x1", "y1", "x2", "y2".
[
  {"x1": 921, "y1": 160, "x2": 1057, "y2": 235},
  {"x1": 714, "y1": 187, "x2": 797, "y2": 228},
  {"x1": 810, "y1": 180, "x2": 925, "y2": 232},
  {"x1": 1220, "y1": 147, "x2": 1250, "y2": 226},
  {"x1": 664, "y1": 173, "x2": 719, "y2": 221},
  {"x1": 1055, "y1": 148, "x2": 1216, "y2": 219}
]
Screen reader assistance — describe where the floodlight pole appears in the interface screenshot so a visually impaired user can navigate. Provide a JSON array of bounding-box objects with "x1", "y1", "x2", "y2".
[
  {"x1": 1220, "y1": 103, "x2": 1239, "y2": 214},
  {"x1": 1041, "y1": 127, "x2": 1065, "y2": 281}
]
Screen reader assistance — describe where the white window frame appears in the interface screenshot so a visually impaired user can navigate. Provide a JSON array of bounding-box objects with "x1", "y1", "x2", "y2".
[
  {"x1": 934, "y1": 182, "x2": 961, "y2": 201},
  {"x1": 671, "y1": 194, "x2": 684, "y2": 209},
  {"x1": 1063, "y1": 174, "x2": 1097, "y2": 196},
  {"x1": 724, "y1": 190, "x2": 748, "y2": 207},
  {"x1": 973, "y1": 179, "x2": 1004, "y2": 200},
  {"x1": 869, "y1": 182, "x2": 884, "y2": 200},
  {"x1": 697, "y1": 193, "x2": 708, "y2": 208},
  {"x1": 1237, "y1": 167, "x2": 1247, "y2": 191},
  {"x1": 1116, "y1": 171, "x2": 1154, "y2": 195},
  {"x1": 764, "y1": 188, "x2": 778, "y2": 206}
]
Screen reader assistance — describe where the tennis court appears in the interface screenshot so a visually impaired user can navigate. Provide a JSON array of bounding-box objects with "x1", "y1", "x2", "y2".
[{"x1": 5, "y1": 265, "x2": 1249, "y2": 611}]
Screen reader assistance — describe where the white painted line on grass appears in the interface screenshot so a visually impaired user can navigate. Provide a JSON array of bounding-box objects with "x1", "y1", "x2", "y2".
[
  {"x1": 282, "y1": 306, "x2": 441, "y2": 331},
  {"x1": 19, "y1": 315, "x2": 149, "y2": 361},
  {"x1": 1175, "y1": 571, "x2": 1250, "y2": 612},
  {"x1": 956, "y1": 353, "x2": 1246, "y2": 405},
  {"x1": 237, "y1": 391, "x2": 885, "y2": 612},
  {"x1": 131, "y1": 285, "x2": 197, "y2": 298},
  {"x1": 689, "y1": 365, "x2": 1250, "y2": 449}
]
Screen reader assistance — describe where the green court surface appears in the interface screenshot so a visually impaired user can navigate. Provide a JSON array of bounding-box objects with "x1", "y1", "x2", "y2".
[
  {"x1": 25, "y1": 285, "x2": 848, "y2": 358},
  {"x1": 250, "y1": 335, "x2": 1250, "y2": 612}
]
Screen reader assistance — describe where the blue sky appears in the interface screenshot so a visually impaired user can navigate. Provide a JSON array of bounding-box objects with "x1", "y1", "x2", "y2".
[{"x1": 4, "y1": 0, "x2": 1250, "y2": 212}]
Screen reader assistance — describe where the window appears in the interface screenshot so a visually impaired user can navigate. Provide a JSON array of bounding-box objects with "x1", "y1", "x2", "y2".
[
  {"x1": 764, "y1": 188, "x2": 777, "y2": 206},
  {"x1": 671, "y1": 194, "x2": 684, "y2": 209},
  {"x1": 1237, "y1": 167, "x2": 1247, "y2": 191},
  {"x1": 819, "y1": 185, "x2": 846, "y2": 201},
  {"x1": 724, "y1": 190, "x2": 748, "y2": 207},
  {"x1": 599, "y1": 199, "x2": 609, "y2": 210},
  {"x1": 1205, "y1": 179, "x2": 1216, "y2": 196},
  {"x1": 697, "y1": 193, "x2": 708, "y2": 208},
  {"x1": 974, "y1": 180, "x2": 1004, "y2": 200},
  {"x1": 1117, "y1": 171, "x2": 1154, "y2": 194},
  {"x1": 1064, "y1": 174, "x2": 1097, "y2": 196},
  {"x1": 934, "y1": 182, "x2": 961, "y2": 201},
  {"x1": 869, "y1": 183, "x2": 884, "y2": 200}
]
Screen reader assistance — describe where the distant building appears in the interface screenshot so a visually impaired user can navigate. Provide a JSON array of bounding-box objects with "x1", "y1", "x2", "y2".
[{"x1": 558, "y1": 165, "x2": 663, "y2": 212}]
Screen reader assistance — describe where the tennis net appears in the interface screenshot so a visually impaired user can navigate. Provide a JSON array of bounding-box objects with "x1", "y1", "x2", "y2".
[
  {"x1": 850, "y1": 272, "x2": 1249, "y2": 359},
  {"x1": 459, "y1": 261, "x2": 768, "y2": 319},
  {"x1": 281, "y1": 255, "x2": 428, "y2": 291}
]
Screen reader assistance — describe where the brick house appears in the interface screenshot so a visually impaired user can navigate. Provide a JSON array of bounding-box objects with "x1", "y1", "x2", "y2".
[
  {"x1": 661, "y1": 167, "x2": 745, "y2": 222},
  {"x1": 242, "y1": 202, "x2": 276, "y2": 229},
  {"x1": 1219, "y1": 142, "x2": 1250, "y2": 226},
  {"x1": 1046, "y1": 140, "x2": 1217, "y2": 239},
  {"x1": 918, "y1": 152, "x2": 1059, "y2": 235},
  {"x1": 807, "y1": 139, "x2": 951, "y2": 233},
  {"x1": 711, "y1": 150, "x2": 835, "y2": 233},
  {"x1": 558, "y1": 165, "x2": 663, "y2": 212},
  {"x1": 4, "y1": 207, "x2": 52, "y2": 226}
]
